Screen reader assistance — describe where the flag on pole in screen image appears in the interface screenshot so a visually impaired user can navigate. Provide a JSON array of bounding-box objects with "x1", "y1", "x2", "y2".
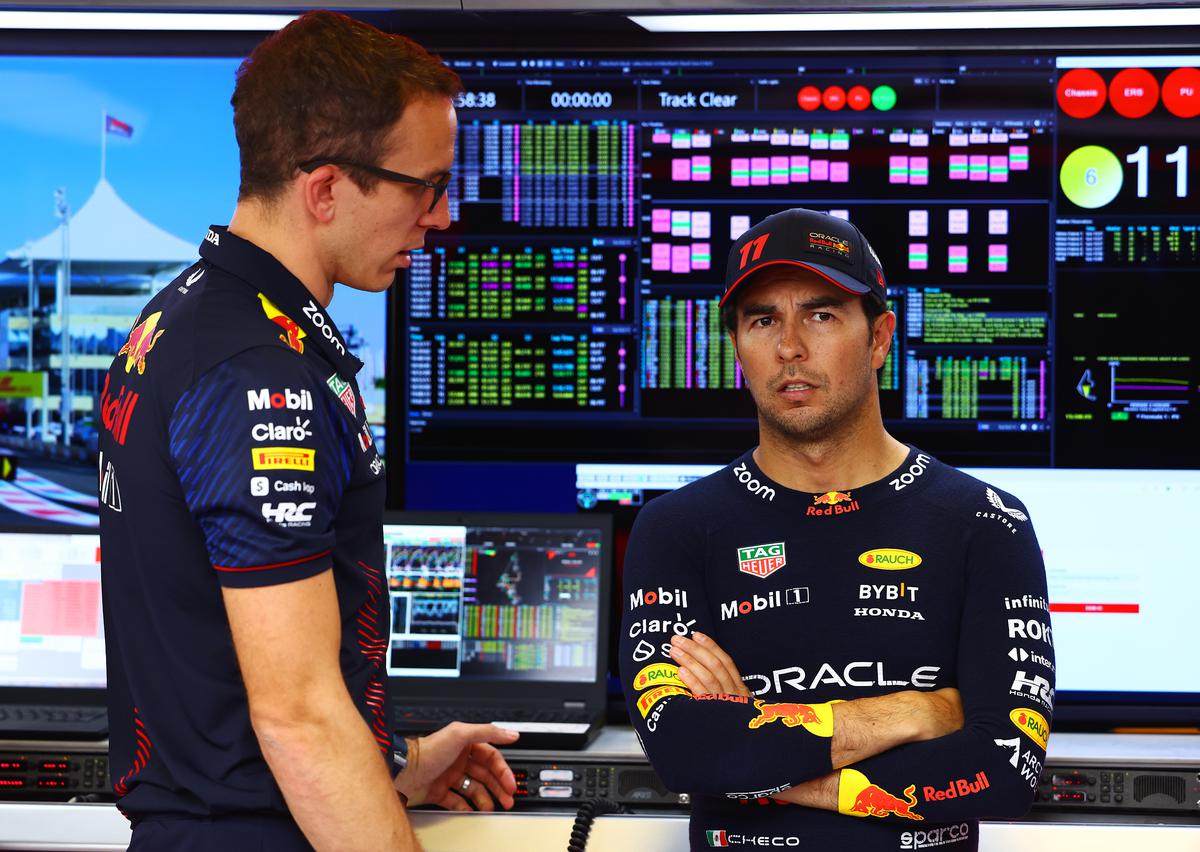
[{"x1": 105, "y1": 115, "x2": 133, "y2": 137}]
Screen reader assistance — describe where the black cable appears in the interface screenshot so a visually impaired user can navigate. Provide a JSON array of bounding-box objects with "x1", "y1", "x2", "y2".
[{"x1": 567, "y1": 797, "x2": 630, "y2": 852}]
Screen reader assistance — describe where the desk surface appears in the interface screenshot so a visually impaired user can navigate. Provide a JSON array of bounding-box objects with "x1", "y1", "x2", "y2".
[{"x1": 1, "y1": 804, "x2": 1199, "y2": 852}]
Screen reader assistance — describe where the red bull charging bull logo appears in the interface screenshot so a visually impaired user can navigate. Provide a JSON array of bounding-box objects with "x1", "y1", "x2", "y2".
[
  {"x1": 118, "y1": 311, "x2": 165, "y2": 375},
  {"x1": 258, "y1": 293, "x2": 306, "y2": 354},
  {"x1": 808, "y1": 491, "x2": 860, "y2": 517},
  {"x1": 840, "y1": 768, "x2": 923, "y2": 821},
  {"x1": 747, "y1": 699, "x2": 836, "y2": 737}
]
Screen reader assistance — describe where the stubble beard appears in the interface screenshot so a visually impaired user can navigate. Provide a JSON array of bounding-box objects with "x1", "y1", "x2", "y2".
[{"x1": 751, "y1": 362, "x2": 877, "y2": 446}]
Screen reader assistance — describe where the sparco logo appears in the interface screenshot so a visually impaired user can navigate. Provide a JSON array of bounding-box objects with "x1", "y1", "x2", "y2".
[
  {"x1": 890, "y1": 453, "x2": 931, "y2": 491},
  {"x1": 733, "y1": 462, "x2": 775, "y2": 501},
  {"x1": 900, "y1": 823, "x2": 970, "y2": 849},
  {"x1": 629, "y1": 587, "x2": 689, "y2": 610},
  {"x1": 304, "y1": 300, "x2": 347, "y2": 356},
  {"x1": 720, "y1": 587, "x2": 809, "y2": 621},
  {"x1": 247, "y1": 388, "x2": 313, "y2": 411}
]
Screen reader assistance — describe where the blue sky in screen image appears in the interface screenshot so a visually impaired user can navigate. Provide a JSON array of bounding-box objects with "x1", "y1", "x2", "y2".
[{"x1": 0, "y1": 55, "x2": 388, "y2": 419}]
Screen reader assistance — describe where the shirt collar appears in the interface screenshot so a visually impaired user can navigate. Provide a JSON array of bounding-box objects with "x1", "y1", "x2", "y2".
[{"x1": 198, "y1": 225, "x2": 363, "y2": 376}]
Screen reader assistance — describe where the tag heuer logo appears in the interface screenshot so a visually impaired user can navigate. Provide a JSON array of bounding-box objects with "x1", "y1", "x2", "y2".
[{"x1": 737, "y1": 542, "x2": 786, "y2": 579}]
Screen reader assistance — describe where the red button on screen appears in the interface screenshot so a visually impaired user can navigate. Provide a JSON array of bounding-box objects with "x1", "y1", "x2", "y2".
[
  {"x1": 822, "y1": 86, "x2": 846, "y2": 110},
  {"x1": 847, "y1": 85, "x2": 872, "y2": 111},
  {"x1": 797, "y1": 86, "x2": 822, "y2": 110},
  {"x1": 1056, "y1": 68, "x2": 1107, "y2": 119},
  {"x1": 1109, "y1": 68, "x2": 1159, "y2": 118},
  {"x1": 1163, "y1": 67, "x2": 1200, "y2": 118}
]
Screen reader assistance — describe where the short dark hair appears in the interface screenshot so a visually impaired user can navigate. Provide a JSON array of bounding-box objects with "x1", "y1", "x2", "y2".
[{"x1": 232, "y1": 11, "x2": 462, "y2": 202}]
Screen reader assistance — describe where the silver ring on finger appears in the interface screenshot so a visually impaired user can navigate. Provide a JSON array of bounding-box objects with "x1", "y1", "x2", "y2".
[{"x1": 460, "y1": 776, "x2": 472, "y2": 792}]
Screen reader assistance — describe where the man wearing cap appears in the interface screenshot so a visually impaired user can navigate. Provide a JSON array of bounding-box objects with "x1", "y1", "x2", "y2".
[{"x1": 619, "y1": 208, "x2": 1053, "y2": 850}]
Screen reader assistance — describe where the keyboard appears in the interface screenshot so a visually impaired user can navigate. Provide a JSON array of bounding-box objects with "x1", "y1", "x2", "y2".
[
  {"x1": 0, "y1": 704, "x2": 107, "y2": 737},
  {"x1": 395, "y1": 705, "x2": 591, "y2": 727}
]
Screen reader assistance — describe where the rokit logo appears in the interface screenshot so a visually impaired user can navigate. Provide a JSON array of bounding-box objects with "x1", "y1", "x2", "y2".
[
  {"x1": 732, "y1": 461, "x2": 775, "y2": 501},
  {"x1": 629, "y1": 586, "x2": 689, "y2": 610},
  {"x1": 900, "y1": 823, "x2": 971, "y2": 850},
  {"x1": 251, "y1": 417, "x2": 312, "y2": 442},
  {"x1": 890, "y1": 453, "x2": 931, "y2": 492},
  {"x1": 247, "y1": 388, "x2": 313, "y2": 411},
  {"x1": 304, "y1": 300, "x2": 347, "y2": 356},
  {"x1": 1009, "y1": 671, "x2": 1055, "y2": 709},
  {"x1": 1007, "y1": 618, "x2": 1053, "y2": 646},
  {"x1": 261, "y1": 501, "x2": 316, "y2": 527},
  {"x1": 719, "y1": 587, "x2": 809, "y2": 621},
  {"x1": 742, "y1": 662, "x2": 940, "y2": 696}
]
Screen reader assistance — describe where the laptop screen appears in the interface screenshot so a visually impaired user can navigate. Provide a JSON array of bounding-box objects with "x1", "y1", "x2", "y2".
[
  {"x1": 383, "y1": 518, "x2": 607, "y2": 684},
  {"x1": 0, "y1": 531, "x2": 104, "y2": 689}
]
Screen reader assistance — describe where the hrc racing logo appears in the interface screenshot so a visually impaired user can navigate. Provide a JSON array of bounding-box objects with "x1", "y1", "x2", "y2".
[
  {"x1": 258, "y1": 293, "x2": 306, "y2": 354},
  {"x1": 327, "y1": 373, "x2": 357, "y2": 417},
  {"x1": 118, "y1": 311, "x2": 165, "y2": 375},
  {"x1": 732, "y1": 462, "x2": 774, "y2": 501},
  {"x1": 1009, "y1": 671, "x2": 1054, "y2": 710},
  {"x1": 737, "y1": 542, "x2": 786, "y2": 579},
  {"x1": 720, "y1": 587, "x2": 808, "y2": 621},
  {"x1": 839, "y1": 768, "x2": 923, "y2": 821},
  {"x1": 252, "y1": 446, "x2": 315, "y2": 472},
  {"x1": 1009, "y1": 708, "x2": 1049, "y2": 749},
  {"x1": 634, "y1": 663, "x2": 685, "y2": 691},
  {"x1": 808, "y1": 491, "x2": 860, "y2": 516},
  {"x1": 706, "y1": 830, "x2": 800, "y2": 848},
  {"x1": 261, "y1": 501, "x2": 316, "y2": 527},
  {"x1": 858, "y1": 549, "x2": 922, "y2": 570}
]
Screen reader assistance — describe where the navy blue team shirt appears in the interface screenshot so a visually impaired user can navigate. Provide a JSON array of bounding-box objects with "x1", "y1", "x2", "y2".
[
  {"x1": 99, "y1": 226, "x2": 391, "y2": 821},
  {"x1": 620, "y1": 447, "x2": 1055, "y2": 851}
]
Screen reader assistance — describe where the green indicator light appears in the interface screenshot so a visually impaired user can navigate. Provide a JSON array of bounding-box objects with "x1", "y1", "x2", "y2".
[
  {"x1": 872, "y1": 85, "x2": 897, "y2": 111},
  {"x1": 1111, "y1": 411, "x2": 1130, "y2": 421}
]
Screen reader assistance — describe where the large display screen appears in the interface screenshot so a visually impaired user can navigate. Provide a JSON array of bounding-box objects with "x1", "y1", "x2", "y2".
[
  {"x1": 0, "y1": 54, "x2": 389, "y2": 531},
  {"x1": 397, "y1": 50, "x2": 1199, "y2": 711}
]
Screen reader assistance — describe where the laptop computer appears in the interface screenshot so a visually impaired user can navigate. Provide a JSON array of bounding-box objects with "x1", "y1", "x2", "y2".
[
  {"x1": 0, "y1": 529, "x2": 107, "y2": 739},
  {"x1": 384, "y1": 512, "x2": 612, "y2": 751}
]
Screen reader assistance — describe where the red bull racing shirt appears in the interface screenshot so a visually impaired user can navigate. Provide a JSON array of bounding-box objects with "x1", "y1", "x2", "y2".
[
  {"x1": 620, "y1": 447, "x2": 1054, "y2": 851},
  {"x1": 99, "y1": 226, "x2": 390, "y2": 820}
]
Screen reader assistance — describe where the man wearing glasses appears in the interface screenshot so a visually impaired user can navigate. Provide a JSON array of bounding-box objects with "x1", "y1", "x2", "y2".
[{"x1": 99, "y1": 12, "x2": 517, "y2": 851}]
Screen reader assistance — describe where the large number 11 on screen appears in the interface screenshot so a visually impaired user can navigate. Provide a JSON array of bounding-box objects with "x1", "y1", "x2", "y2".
[{"x1": 1125, "y1": 145, "x2": 1189, "y2": 197}]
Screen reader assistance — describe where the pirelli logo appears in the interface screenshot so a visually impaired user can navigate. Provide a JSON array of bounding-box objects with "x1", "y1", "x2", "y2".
[{"x1": 252, "y1": 446, "x2": 315, "y2": 472}]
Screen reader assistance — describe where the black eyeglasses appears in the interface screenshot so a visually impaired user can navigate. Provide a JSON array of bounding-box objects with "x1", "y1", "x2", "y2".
[{"x1": 298, "y1": 158, "x2": 451, "y2": 213}]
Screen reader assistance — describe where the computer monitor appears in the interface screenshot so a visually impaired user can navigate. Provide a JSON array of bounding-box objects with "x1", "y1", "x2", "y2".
[
  {"x1": 383, "y1": 512, "x2": 612, "y2": 705},
  {"x1": 0, "y1": 530, "x2": 104, "y2": 689}
]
